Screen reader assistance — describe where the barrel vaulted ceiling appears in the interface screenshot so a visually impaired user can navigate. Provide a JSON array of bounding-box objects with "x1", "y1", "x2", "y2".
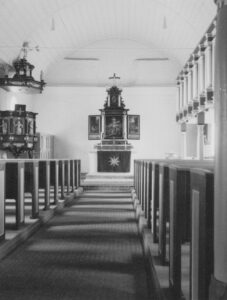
[{"x1": 0, "y1": 0, "x2": 216, "y2": 87}]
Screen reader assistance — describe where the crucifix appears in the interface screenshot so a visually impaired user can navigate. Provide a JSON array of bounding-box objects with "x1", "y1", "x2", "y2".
[
  {"x1": 17, "y1": 107, "x2": 23, "y2": 116},
  {"x1": 109, "y1": 73, "x2": 120, "y2": 86},
  {"x1": 15, "y1": 105, "x2": 26, "y2": 115}
]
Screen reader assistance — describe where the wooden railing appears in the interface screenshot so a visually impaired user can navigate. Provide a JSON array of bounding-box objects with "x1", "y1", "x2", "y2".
[
  {"x1": 133, "y1": 159, "x2": 214, "y2": 300},
  {"x1": 0, "y1": 159, "x2": 81, "y2": 240}
]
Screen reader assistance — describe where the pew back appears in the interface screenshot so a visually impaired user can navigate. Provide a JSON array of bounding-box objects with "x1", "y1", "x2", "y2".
[{"x1": 133, "y1": 159, "x2": 214, "y2": 300}]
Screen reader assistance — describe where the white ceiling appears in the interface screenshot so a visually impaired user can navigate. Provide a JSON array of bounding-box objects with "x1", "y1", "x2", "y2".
[{"x1": 0, "y1": 0, "x2": 216, "y2": 87}]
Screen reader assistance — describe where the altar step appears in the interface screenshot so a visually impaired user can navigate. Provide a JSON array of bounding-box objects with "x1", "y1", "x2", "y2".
[{"x1": 81, "y1": 172, "x2": 134, "y2": 191}]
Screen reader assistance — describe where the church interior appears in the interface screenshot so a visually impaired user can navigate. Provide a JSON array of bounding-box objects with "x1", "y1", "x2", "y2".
[{"x1": 0, "y1": 0, "x2": 226, "y2": 299}]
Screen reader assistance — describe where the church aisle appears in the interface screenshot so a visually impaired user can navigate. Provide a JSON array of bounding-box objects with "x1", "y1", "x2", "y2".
[{"x1": 0, "y1": 190, "x2": 156, "y2": 300}]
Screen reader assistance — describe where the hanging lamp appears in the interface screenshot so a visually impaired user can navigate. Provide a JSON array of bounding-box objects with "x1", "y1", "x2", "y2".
[{"x1": 0, "y1": 43, "x2": 46, "y2": 94}]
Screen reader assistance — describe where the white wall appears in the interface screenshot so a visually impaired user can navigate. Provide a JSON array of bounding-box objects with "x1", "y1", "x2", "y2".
[
  {"x1": 0, "y1": 86, "x2": 180, "y2": 172},
  {"x1": 0, "y1": 89, "x2": 33, "y2": 110},
  {"x1": 186, "y1": 124, "x2": 198, "y2": 158},
  {"x1": 31, "y1": 86, "x2": 180, "y2": 172}
]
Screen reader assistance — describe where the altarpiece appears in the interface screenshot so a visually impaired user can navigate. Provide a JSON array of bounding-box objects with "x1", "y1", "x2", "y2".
[{"x1": 88, "y1": 75, "x2": 140, "y2": 172}]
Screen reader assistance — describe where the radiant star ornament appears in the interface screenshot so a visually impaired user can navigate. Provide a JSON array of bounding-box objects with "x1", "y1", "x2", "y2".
[{"x1": 109, "y1": 156, "x2": 120, "y2": 167}]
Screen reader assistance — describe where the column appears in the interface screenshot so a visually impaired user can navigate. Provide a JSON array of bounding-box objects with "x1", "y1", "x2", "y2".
[
  {"x1": 182, "y1": 132, "x2": 187, "y2": 159},
  {"x1": 181, "y1": 123, "x2": 187, "y2": 158},
  {"x1": 183, "y1": 68, "x2": 188, "y2": 115},
  {"x1": 197, "y1": 111, "x2": 205, "y2": 160},
  {"x1": 210, "y1": 1, "x2": 227, "y2": 299},
  {"x1": 199, "y1": 44, "x2": 206, "y2": 107},
  {"x1": 205, "y1": 32, "x2": 215, "y2": 104},
  {"x1": 178, "y1": 79, "x2": 182, "y2": 114},
  {"x1": 206, "y1": 33, "x2": 214, "y2": 90},
  {"x1": 199, "y1": 45, "x2": 206, "y2": 94},
  {"x1": 179, "y1": 76, "x2": 184, "y2": 119},
  {"x1": 197, "y1": 125, "x2": 204, "y2": 160},
  {"x1": 188, "y1": 62, "x2": 194, "y2": 116},
  {"x1": 101, "y1": 111, "x2": 105, "y2": 140},
  {"x1": 180, "y1": 76, "x2": 184, "y2": 111},
  {"x1": 0, "y1": 162, "x2": 5, "y2": 240},
  {"x1": 193, "y1": 54, "x2": 199, "y2": 111},
  {"x1": 212, "y1": 32, "x2": 216, "y2": 92},
  {"x1": 177, "y1": 80, "x2": 181, "y2": 111},
  {"x1": 188, "y1": 63, "x2": 193, "y2": 104},
  {"x1": 176, "y1": 79, "x2": 181, "y2": 121}
]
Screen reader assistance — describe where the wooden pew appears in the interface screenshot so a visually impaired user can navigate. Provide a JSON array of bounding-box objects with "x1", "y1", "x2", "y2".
[
  {"x1": 135, "y1": 160, "x2": 140, "y2": 199},
  {"x1": 50, "y1": 160, "x2": 59, "y2": 205},
  {"x1": 158, "y1": 160, "x2": 200, "y2": 264},
  {"x1": 25, "y1": 160, "x2": 39, "y2": 218},
  {"x1": 74, "y1": 160, "x2": 78, "y2": 189},
  {"x1": 147, "y1": 162, "x2": 152, "y2": 229},
  {"x1": 65, "y1": 160, "x2": 71, "y2": 195},
  {"x1": 138, "y1": 161, "x2": 142, "y2": 205},
  {"x1": 142, "y1": 161, "x2": 146, "y2": 212},
  {"x1": 158, "y1": 162, "x2": 170, "y2": 264},
  {"x1": 134, "y1": 161, "x2": 141, "y2": 202},
  {"x1": 0, "y1": 161, "x2": 5, "y2": 240},
  {"x1": 134, "y1": 160, "x2": 137, "y2": 194},
  {"x1": 152, "y1": 161, "x2": 161, "y2": 243},
  {"x1": 138, "y1": 160, "x2": 146, "y2": 213},
  {"x1": 144, "y1": 161, "x2": 150, "y2": 221},
  {"x1": 2, "y1": 158, "x2": 81, "y2": 241},
  {"x1": 133, "y1": 159, "x2": 162, "y2": 240},
  {"x1": 168, "y1": 161, "x2": 213, "y2": 299},
  {"x1": 59, "y1": 160, "x2": 65, "y2": 199},
  {"x1": 39, "y1": 160, "x2": 50, "y2": 210},
  {"x1": 138, "y1": 161, "x2": 142, "y2": 207},
  {"x1": 190, "y1": 168, "x2": 214, "y2": 300},
  {"x1": 77, "y1": 160, "x2": 81, "y2": 188},
  {"x1": 133, "y1": 158, "x2": 214, "y2": 300},
  {"x1": 70, "y1": 160, "x2": 75, "y2": 192},
  {"x1": 5, "y1": 161, "x2": 25, "y2": 229},
  {"x1": 169, "y1": 164, "x2": 190, "y2": 299},
  {"x1": 158, "y1": 160, "x2": 214, "y2": 265},
  {"x1": 75, "y1": 160, "x2": 80, "y2": 188}
]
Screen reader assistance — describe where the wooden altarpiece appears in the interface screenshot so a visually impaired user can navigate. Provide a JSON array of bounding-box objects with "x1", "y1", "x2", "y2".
[{"x1": 88, "y1": 75, "x2": 140, "y2": 172}]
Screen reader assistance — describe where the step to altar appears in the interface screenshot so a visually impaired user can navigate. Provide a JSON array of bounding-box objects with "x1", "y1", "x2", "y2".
[{"x1": 81, "y1": 172, "x2": 134, "y2": 191}]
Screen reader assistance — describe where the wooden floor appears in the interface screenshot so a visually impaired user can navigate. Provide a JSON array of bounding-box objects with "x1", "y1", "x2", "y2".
[{"x1": 0, "y1": 190, "x2": 158, "y2": 300}]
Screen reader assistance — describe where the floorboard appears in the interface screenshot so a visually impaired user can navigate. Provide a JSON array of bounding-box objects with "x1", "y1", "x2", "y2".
[{"x1": 0, "y1": 190, "x2": 157, "y2": 300}]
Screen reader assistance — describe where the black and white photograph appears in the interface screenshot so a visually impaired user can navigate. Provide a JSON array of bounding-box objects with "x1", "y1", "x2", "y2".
[{"x1": 0, "y1": 1, "x2": 223, "y2": 300}]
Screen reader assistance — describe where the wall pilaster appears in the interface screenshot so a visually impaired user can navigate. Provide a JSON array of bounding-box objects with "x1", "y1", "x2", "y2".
[{"x1": 210, "y1": 1, "x2": 227, "y2": 299}]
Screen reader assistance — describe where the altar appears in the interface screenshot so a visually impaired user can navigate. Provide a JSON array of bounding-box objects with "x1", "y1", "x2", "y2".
[{"x1": 88, "y1": 74, "x2": 140, "y2": 173}]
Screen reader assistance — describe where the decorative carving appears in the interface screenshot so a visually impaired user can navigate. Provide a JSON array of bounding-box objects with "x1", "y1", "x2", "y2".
[
  {"x1": 104, "y1": 86, "x2": 125, "y2": 109},
  {"x1": 0, "y1": 43, "x2": 45, "y2": 94},
  {"x1": 0, "y1": 105, "x2": 38, "y2": 158}
]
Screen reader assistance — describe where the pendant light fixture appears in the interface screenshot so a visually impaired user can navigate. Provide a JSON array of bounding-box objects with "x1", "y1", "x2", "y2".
[{"x1": 0, "y1": 43, "x2": 46, "y2": 94}]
